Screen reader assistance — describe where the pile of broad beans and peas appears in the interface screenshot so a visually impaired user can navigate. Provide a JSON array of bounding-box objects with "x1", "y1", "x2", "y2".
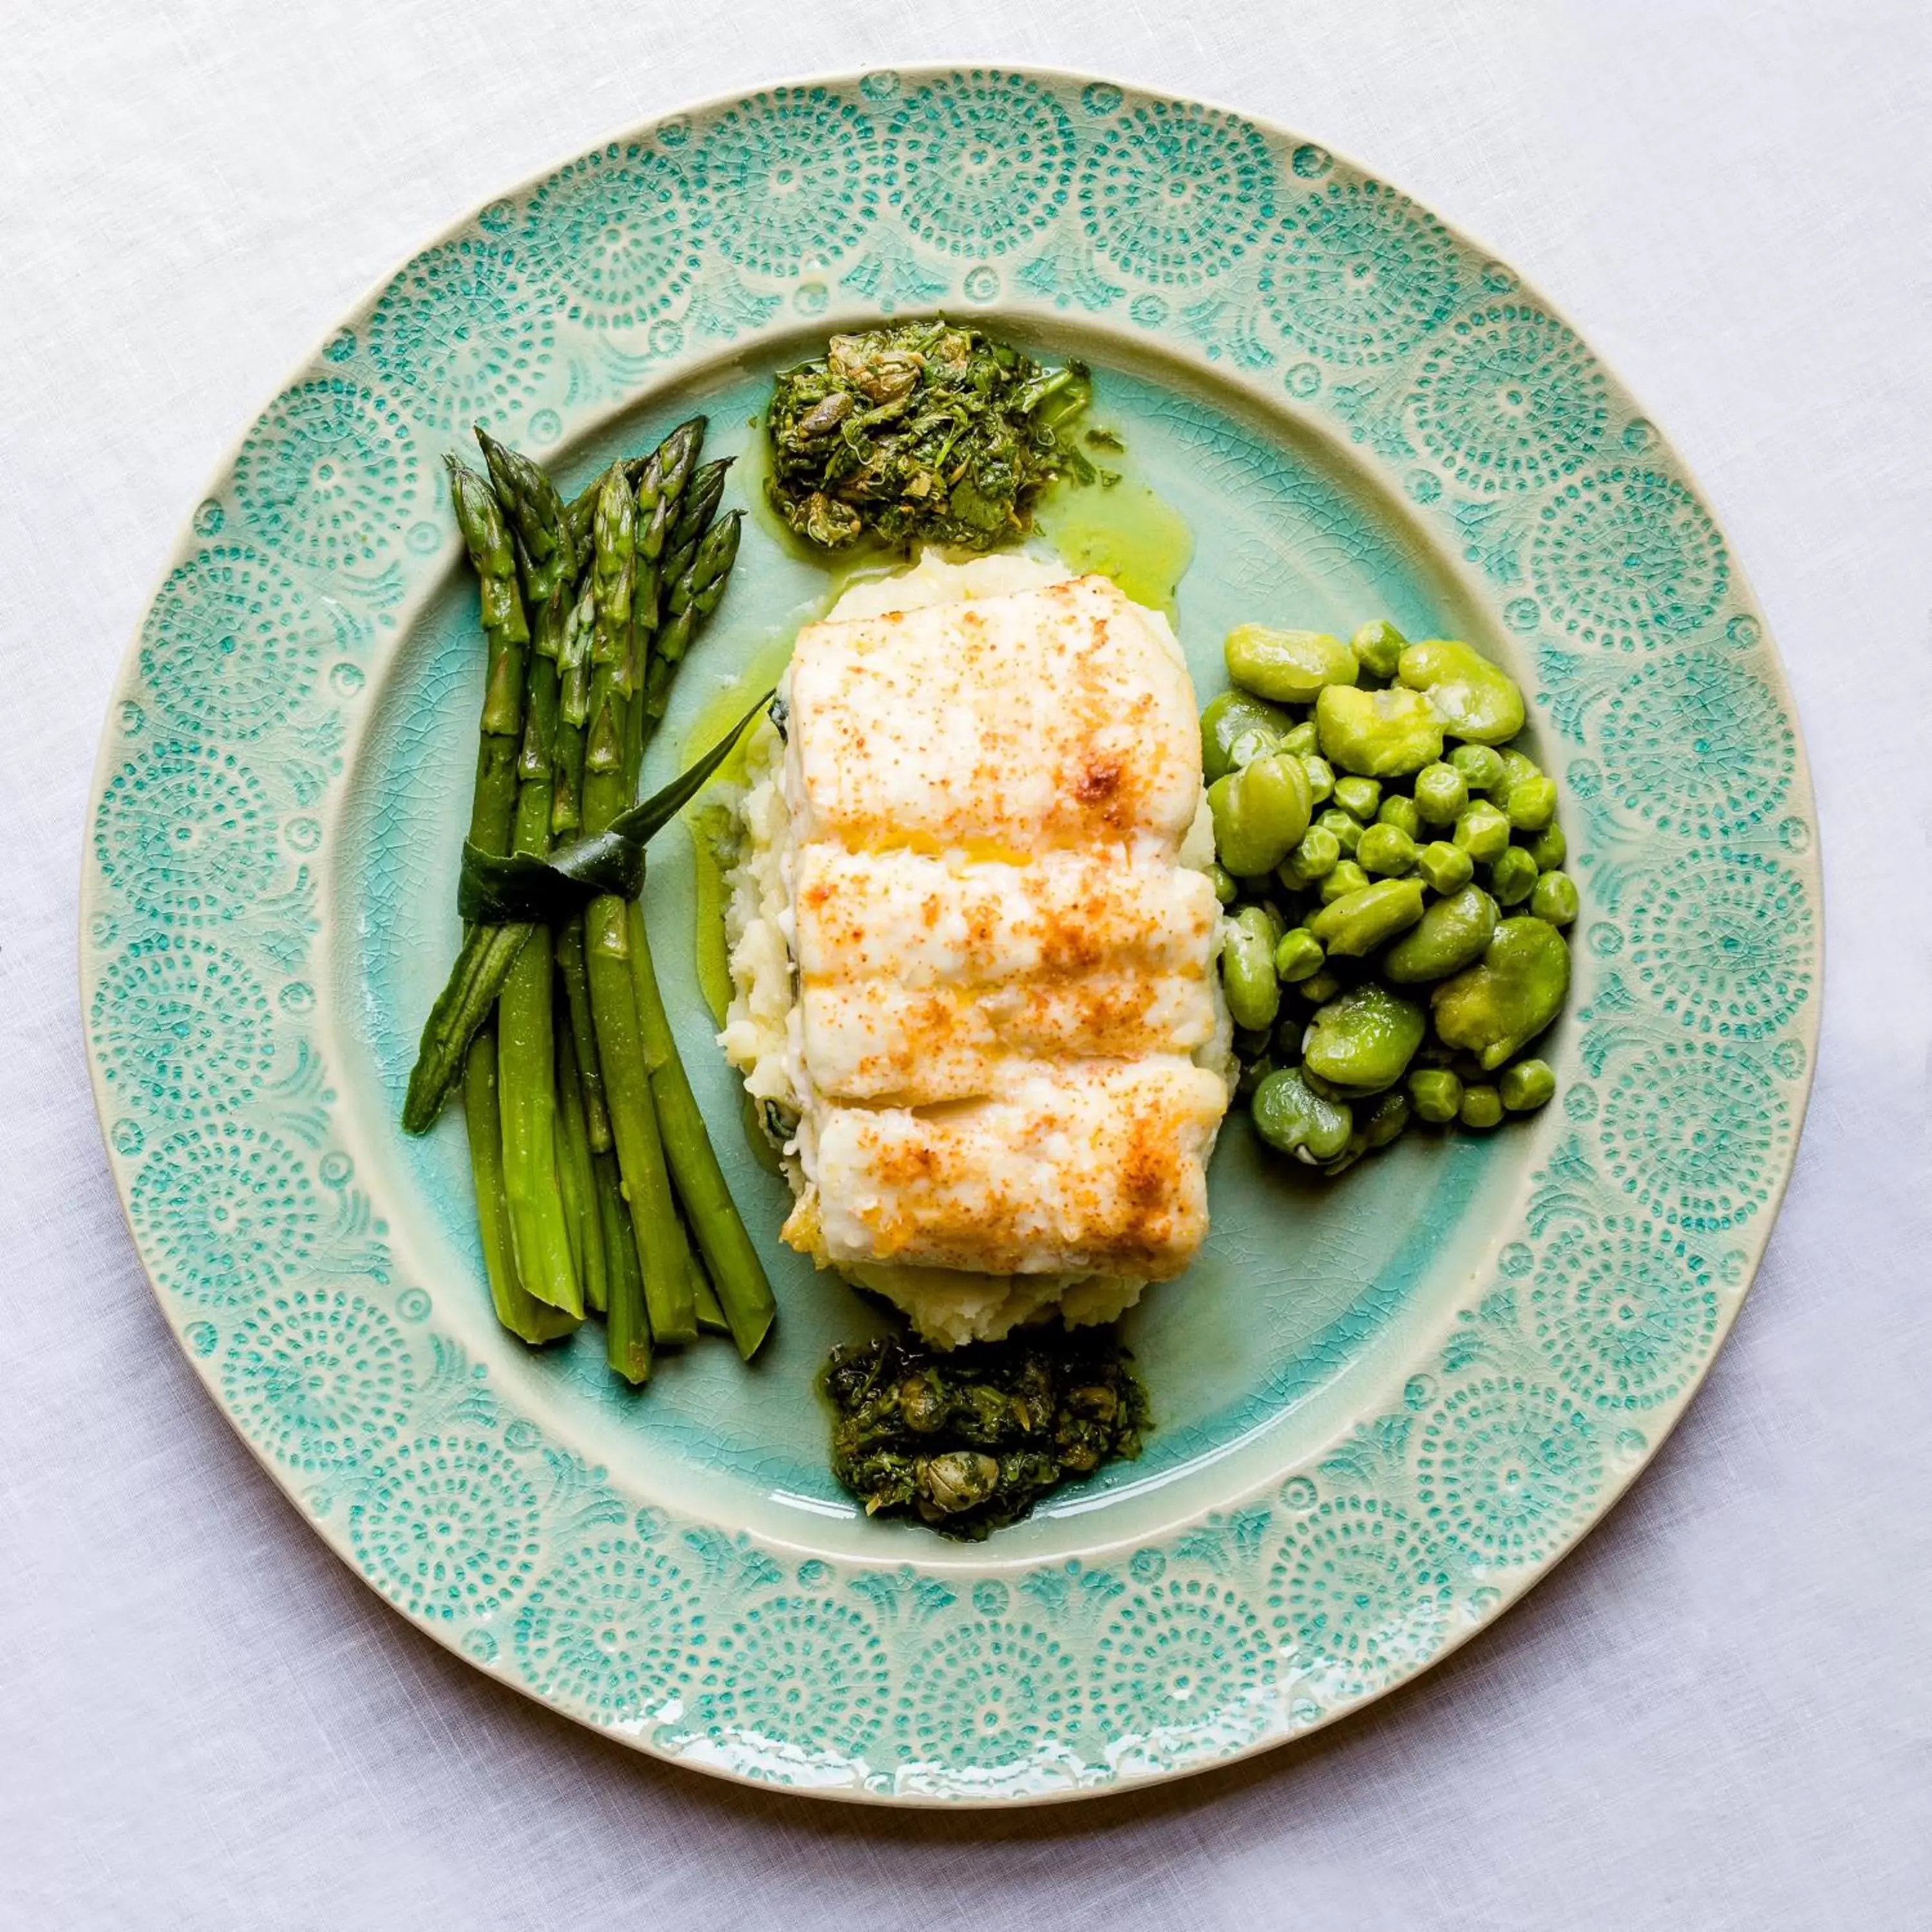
[{"x1": 1202, "y1": 620, "x2": 1575, "y2": 1177}]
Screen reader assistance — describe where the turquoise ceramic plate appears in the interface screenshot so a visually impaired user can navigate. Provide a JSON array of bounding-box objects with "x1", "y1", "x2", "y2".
[{"x1": 82, "y1": 67, "x2": 1819, "y2": 1804}]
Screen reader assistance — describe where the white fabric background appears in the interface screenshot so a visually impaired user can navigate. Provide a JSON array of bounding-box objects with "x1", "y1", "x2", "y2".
[{"x1": 5, "y1": 3, "x2": 1929, "y2": 1926}]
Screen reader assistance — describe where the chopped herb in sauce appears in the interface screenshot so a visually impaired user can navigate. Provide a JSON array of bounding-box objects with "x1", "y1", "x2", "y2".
[
  {"x1": 766, "y1": 321, "x2": 1092, "y2": 553},
  {"x1": 825, "y1": 1326, "x2": 1148, "y2": 1539}
]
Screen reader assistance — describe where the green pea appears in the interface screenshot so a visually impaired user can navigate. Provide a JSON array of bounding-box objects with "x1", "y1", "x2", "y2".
[
  {"x1": 1200, "y1": 688, "x2": 1294, "y2": 782},
  {"x1": 1334, "y1": 775, "x2": 1381, "y2": 822},
  {"x1": 1450, "y1": 743, "x2": 1506, "y2": 793},
  {"x1": 1316, "y1": 684, "x2": 1445, "y2": 778},
  {"x1": 1207, "y1": 861, "x2": 1238, "y2": 905},
  {"x1": 1226, "y1": 625, "x2": 1360, "y2": 704},
  {"x1": 1499, "y1": 1058, "x2": 1557, "y2": 1112},
  {"x1": 1272, "y1": 1011, "x2": 1305, "y2": 1061},
  {"x1": 1416, "y1": 840, "x2": 1475, "y2": 894},
  {"x1": 1413, "y1": 761, "x2": 1468, "y2": 826},
  {"x1": 1221, "y1": 905, "x2": 1282, "y2": 1032},
  {"x1": 1300, "y1": 753, "x2": 1336, "y2": 805},
  {"x1": 1489, "y1": 846, "x2": 1539, "y2": 907},
  {"x1": 1350, "y1": 618, "x2": 1406, "y2": 681},
  {"x1": 1496, "y1": 748, "x2": 1542, "y2": 791},
  {"x1": 1274, "y1": 927, "x2": 1326, "y2": 983},
  {"x1": 1362, "y1": 1089, "x2": 1412, "y2": 1148},
  {"x1": 1526, "y1": 821, "x2": 1567, "y2": 871},
  {"x1": 1308, "y1": 876, "x2": 1428, "y2": 956},
  {"x1": 1376, "y1": 793, "x2": 1423, "y2": 842},
  {"x1": 1408, "y1": 1066, "x2": 1463, "y2": 1123},
  {"x1": 1431, "y1": 916, "x2": 1572, "y2": 1070},
  {"x1": 1209, "y1": 753, "x2": 1313, "y2": 876},
  {"x1": 1503, "y1": 774, "x2": 1558, "y2": 833},
  {"x1": 1278, "y1": 824, "x2": 1341, "y2": 886},
  {"x1": 1384, "y1": 884, "x2": 1499, "y2": 983},
  {"x1": 1397, "y1": 638, "x2": 1526, "y2": 744},
  {"x1": 1453, "y1": 799, "x2": 1511, "y2": 862},
  {"x1": 1356, "y1": 822, "x2": 1418, "y2": 876},
  {"x1": 1316, "y1": 807, "x2": 1362, "y2": 857},
  {"x1": 1530, "y1": 869, "x2": 1579, "y2": 926},
  {"x1": 1298, "y1": 969, "x2": 1344, "y2": 1005},
  {"x1": 1459, "y1": 1083, "x2": 1505, "y2": 1130},
  {"x1": 1282, "y1": 719, "x2": 1320, "y2": 757},
  {"x1": 1303, "y1": 982, "x2": 1428, "y2": 1094},
  {"x1": 1318, "y1": 859, "x2": 1370, "y2": 904},
  {"x1": 1233, "y1": 1025, "x2": 1271, "y2": 1062},
  {"x1": 1251, "y1": 1066, "x2": 1354, "y2": 1163}
]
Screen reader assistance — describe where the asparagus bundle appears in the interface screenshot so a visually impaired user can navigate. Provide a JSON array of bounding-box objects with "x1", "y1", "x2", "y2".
[{"x1": 406, "y1": 420, "x2": 773, "y2": 1381}]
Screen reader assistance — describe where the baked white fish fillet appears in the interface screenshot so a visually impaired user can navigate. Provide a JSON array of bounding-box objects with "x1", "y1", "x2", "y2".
[
  {"x1": 766, "y1": 569, "x2": 1229, "y2": 1296},
  {"x1": 786, "y1": 573, "x2": 1204, "y2": 857}
]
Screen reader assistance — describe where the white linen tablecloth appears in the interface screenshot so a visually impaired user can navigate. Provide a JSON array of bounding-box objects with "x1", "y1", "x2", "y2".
[{"x1": 5, "y1": 2, "x2": 1927, "y2": 1925}]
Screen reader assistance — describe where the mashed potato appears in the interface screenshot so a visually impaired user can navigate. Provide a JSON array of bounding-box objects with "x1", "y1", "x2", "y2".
[{"x1": 719, "y1": 553, "x2": 1231, "y2": 1347}]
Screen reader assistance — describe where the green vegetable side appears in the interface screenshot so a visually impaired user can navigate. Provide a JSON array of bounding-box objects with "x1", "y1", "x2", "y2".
[
  {"x1": 403, "y1": 420, "x2": 776, "y2": 1385},
  {"x1": 766, "y1": 321, "x2": 1092, "y2": 553},
  {"x1": 825, "y1": 1330, "x2": 1148, "y2": 1540},
  {"x1": 1207, "y1": 620, "x2": 1575, "y2": 1177}
]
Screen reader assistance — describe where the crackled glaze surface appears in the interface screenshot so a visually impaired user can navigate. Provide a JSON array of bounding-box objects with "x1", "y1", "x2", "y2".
[{"x1": 80, "y1": 68, "x2": 1817, "y2": 1804}]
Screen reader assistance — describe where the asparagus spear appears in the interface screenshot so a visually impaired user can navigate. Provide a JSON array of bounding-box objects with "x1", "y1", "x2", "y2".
[
  {"x1": 627, "y1": 898, "x2": 775, "y2": 1359},
  {"x1": 495, "y1": 544, "x2": 582, "y2": 1318},
  {"x1": 554, "y1": 913, "x2": 611, "y2": 1153},
  {"x1": 554, "y1": 1003, "x2": 606, "y2": 1316},
  {"x1": 580, "y1": 463, "x2": 699, "y2": 1357},
  {"x1": 464, "y1": 1026, "x2": 577, "y2": 1345},
  {"x1": 648, "y1": 511, "x2": 744, "y2": 717},
  {"x1": 401, "y1": 461, "x2": 536, "y2": 1133},
  {"x1": 592, "y1": 1148, "x2": 644, "y2": 1370}
]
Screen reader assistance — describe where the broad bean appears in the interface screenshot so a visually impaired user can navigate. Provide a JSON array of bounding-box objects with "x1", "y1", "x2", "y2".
[
  {"x1": 1226, "y1": 625, "x2": 1359, "y2": 703},
  {"x1": 1398, "y1": 638, "x2": 1525, "y2": 744},
  {"x1": 1201, "y1": 688, "x2": 1294, "y2": 782},
  {"x1": 1384, "y1": 884, "x2": 1499, "y2": 983},
  {"x1": 1209, "y1": 752, "x2": 1312, "y2": 876},
  {"x1": 1308, "y1": 876, "x2": 1427, "y2": 955},
  {"x1": 1251, "y1": 1066, "x2": 1355, "y2": 1163},
  {"x1": 1303, "y1": 982, "x2": 1428, "y2": 1094},
  {"x1": 1221, "y1": 905, "x2": 1282, "y2": 1032},
  {"x1": 1431, "y1": 916, "x2": 1572, "y2": 1070},
  {"x1": 1316, "y1": 684, "x2": 1445, "y2": 778}
]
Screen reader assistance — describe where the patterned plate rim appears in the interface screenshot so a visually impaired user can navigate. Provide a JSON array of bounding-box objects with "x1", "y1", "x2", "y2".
[{"x1": 79, "y1": 63, "x2": 1821, "y2": 1805}]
